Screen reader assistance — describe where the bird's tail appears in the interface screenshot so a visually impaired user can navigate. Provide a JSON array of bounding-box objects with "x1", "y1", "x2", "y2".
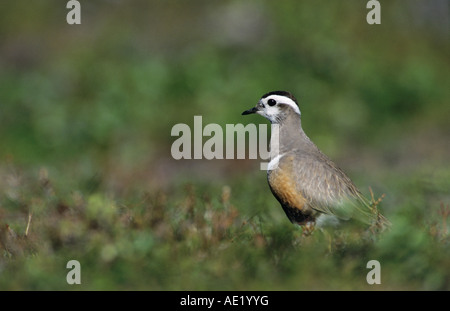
[{"x1": 350, "y1": 188, "x2": 391, "y2": 232}]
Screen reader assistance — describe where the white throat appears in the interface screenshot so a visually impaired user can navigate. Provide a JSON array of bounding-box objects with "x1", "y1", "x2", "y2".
[{"x1": 268, "y1": 123, "x2": 281, "y2": 170}]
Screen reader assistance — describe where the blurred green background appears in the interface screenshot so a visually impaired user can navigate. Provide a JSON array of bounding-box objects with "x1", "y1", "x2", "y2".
[{"x1": 0, "y1": 1, "x2": 449, "y2": 290}]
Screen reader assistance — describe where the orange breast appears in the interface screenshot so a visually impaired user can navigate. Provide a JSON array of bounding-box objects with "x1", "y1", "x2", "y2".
[{"x1": 268, "y1": 156, "x2": 307, "y2": 212}]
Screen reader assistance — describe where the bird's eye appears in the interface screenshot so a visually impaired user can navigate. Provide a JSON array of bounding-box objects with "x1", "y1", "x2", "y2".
[{"x1": 268, "y1": 99, "x2": 276, "y2": 106}]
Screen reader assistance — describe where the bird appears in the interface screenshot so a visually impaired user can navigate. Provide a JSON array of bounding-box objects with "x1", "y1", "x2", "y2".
[{"x1": 242, "y1": 90, "x2": 389, "y2": 232}]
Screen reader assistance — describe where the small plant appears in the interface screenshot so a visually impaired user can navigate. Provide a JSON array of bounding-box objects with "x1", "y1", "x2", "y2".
[
  {"x1": 368, "y1": 187, "x2": 390, "y2": 232},
  {"x1": 430, "y1": 202, "x2": 449, "y2": 241}
]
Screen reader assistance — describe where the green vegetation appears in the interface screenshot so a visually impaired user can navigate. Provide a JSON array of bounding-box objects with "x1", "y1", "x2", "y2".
[{"x1": 0, "y1": 1, "x2": 449, "y2": 290}]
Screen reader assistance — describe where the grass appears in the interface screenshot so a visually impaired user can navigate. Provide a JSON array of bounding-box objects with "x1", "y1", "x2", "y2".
[{"x1": 1, "y1": 162, "x2": 449, "y2": 290}]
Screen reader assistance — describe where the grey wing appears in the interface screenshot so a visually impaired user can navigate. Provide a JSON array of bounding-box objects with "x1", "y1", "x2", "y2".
[{"x1": 292, "y1": 151, "x2": 375, "y2": 223}]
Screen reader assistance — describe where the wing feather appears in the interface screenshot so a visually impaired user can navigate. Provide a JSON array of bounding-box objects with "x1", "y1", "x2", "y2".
[{"x1": 289, "y1": 149, "x2": 376, "y2": 224}]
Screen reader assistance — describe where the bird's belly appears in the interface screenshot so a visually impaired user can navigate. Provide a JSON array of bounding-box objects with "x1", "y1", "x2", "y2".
[
  {"x1": 268, "y1": 167, "x2": 315, "y2": 224},
  {"x1": 268, "y1": 169, "x2": 306, "y2": 209}
]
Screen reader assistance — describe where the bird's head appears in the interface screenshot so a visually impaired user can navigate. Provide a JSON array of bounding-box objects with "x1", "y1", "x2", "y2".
[{"x1": 242, "y1": 91, "x2": 300, "y2": 124}]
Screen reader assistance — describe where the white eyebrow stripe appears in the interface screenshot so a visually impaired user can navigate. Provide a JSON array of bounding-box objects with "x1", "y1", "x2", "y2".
[{"x1": 264, "y1": 95, "x2": 301, "y2": 115}]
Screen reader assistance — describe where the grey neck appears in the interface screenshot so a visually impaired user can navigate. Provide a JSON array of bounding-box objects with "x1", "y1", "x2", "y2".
[{"x1": 270, "y1": 113, "x2": 313, "y2": 158}]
